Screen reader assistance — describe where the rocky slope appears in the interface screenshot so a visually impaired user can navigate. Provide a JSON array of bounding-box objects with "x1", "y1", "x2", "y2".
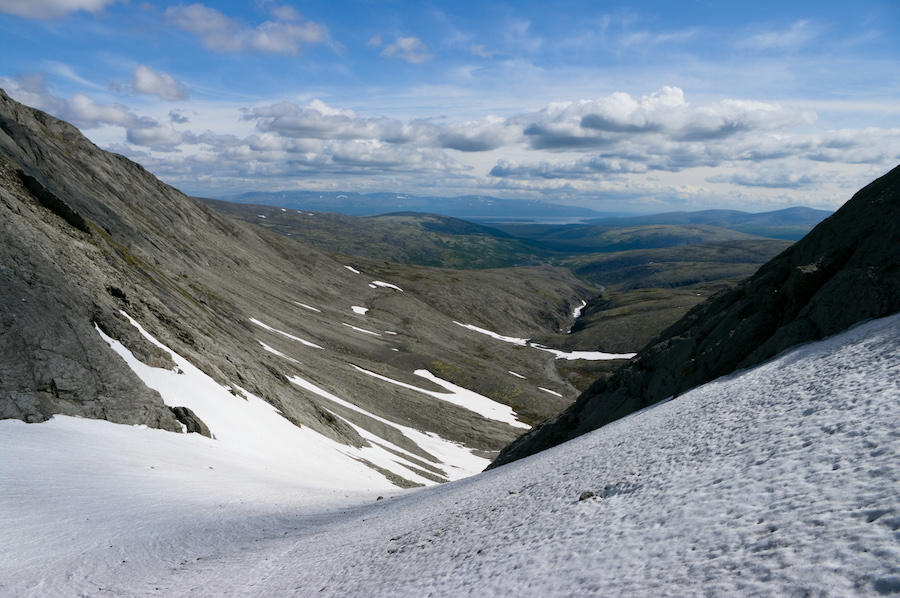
[
  {"x1": 0, "y1": 90, "x2": 602, "y2": 487},
  {"x1": 491, "y1": 164, "x2": 900, "y2": 468}
]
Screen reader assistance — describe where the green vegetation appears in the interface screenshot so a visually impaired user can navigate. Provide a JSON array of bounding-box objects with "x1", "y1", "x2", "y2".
[{"x1": 200, "y1": 196, "x2": 803, "y2": 357}]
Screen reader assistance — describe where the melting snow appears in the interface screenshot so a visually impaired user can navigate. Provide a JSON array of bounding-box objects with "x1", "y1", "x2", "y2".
[
  {"x1": 572, "y1": 299, "x2": 587, "y2": 319},
  {"x1": 258, "y1": 341, "x2": 301, "y2": 364},
  {"x1": 371, "y1": 281, "x2": 403, "y2": 292},
  {"x1": 351, "y1": 306, "x2": 369, "y2": 315},
  {"x1": 294, "y1": 302, "x2": 322, "y2": 313},
  {"x1": 345, "y1": 265, "x2": 361, "y2": 274},
  {"x1": 509, "y1": 371, "x2": 526, "y2": 379},
  {"x1": 352, "y1": 365, "x2": 529, "y2": 429},
  {"x1": 455, "y1": 321, "x2": 636, "y2": 360},
  {"x1": 342, "y1": 323, "x2": 381, "y2": 336},
  {"x1": 288, "y1": 375, "x2": 488, "y2": 481},
  {"x1": 250, "y1": 317, "x2": 323, "y2": 349}
]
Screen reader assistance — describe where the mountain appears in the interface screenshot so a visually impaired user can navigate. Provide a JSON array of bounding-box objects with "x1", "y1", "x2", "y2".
[
  {"x1": 585, "y1": 206, "x2": 833, "y2": 240},
  {"x1": 201, "y1": 198, "x2": 793, "y2": 356},
  {"x1": 0, "y1": 89, "x2": 611, "y2": 488},
  {"x1": 3, "y1": 311, "x2": 897, "y2": 596},
  {"x1": 221, "y1": 189, "x2": 606, "y2": 219},
  {"x1": 491, "y1": 164, "x2": 900, "y2": 468},
  {"x1": 484, "y1": 221, "x2": 771, "y2": 252},
  {"x1": 197, "y1": 198, "x2": 553, "y2": 268}
]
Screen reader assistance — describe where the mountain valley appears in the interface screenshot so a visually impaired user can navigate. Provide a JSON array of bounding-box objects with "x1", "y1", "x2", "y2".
[{"x1": 1, "y1": 88, "x2": 898, "y2": 597}]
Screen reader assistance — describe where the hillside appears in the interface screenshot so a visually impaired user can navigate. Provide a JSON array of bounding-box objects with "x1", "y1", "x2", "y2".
[
  {"x1": 0, "y1": 89, "x2": 615, "y2": 488},
  {"x1": 198, "y1": 198, "x2": 553, "y2": 268},
  {"x1": 585, "y1": 206, "x2": 833, "y2": 240},
  {"x1": 485, "y1": 222, "x2": 768, "y2": 253},
  {"x1": 492, "y1": 164, "x2": 900, "y2": 468},
  {"x1": 3, "y1": 311, "x2": 897, "y2": 596}
]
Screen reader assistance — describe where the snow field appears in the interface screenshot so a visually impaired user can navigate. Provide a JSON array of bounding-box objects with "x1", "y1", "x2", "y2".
[{"x1": 2, "y1": 314, "x2": 898, "y2": 596}]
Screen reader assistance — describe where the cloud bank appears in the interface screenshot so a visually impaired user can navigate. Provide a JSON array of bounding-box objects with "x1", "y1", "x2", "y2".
[{"x1": 3, "y1": 74, "x2": 897, "y2": 208}]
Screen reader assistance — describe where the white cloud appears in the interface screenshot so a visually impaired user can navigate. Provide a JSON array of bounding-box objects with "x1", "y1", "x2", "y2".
[
  {"x1": 519, "y1": 87, "x2": 816, "y2": 150},
  {"x1": 0, "y1": 0, "x2": 118, "y2": 19},
  {"x1": 379, "y1": 37, "x2": 434, "y2": 64},
  {"x1": 126, "y1": 125, "x2": 192, "y2": 148},
  {"x1": 131, "y1": 65, "x2": 189, "y2": 101},
  {"x1": 164, "y1": 3, "x2": 327, "y2": 55},
  {"x1": 246, "y1": 100, "x2": 387, "y2": 140},
  {"x1": 437, "y1": 116, "x2": 521, "y2": 152},
  {"x1": 490, "y1": 155, "x2": 649, "y2": 180},
  {"x1": 706, "y1": 168, "x2": 828, "y2": 189}
]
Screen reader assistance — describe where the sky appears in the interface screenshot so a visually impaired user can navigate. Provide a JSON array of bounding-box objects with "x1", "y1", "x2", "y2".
[{"x1": 1, "y1": 0, "x2": 898, "y2": 212}]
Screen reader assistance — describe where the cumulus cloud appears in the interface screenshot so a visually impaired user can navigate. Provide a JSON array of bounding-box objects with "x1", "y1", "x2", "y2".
[
  {"x1": 519, "y1": 86, "x2": 816, "y2": 151},
  {"x1": 131, "y1": 65, "x2": 189, "y2": 101},
  {"x1": 165, "y1": 3, "x2": 327, "y2": 55},
  {"x1": 376, "y1": 36, "x2": 434, "y2": 64},
  {"x1": 245, "y1": 100, "x2": 387, "y2": 140},
  {"x1": 706, "y1": 168, "x2": 828, "y2": 189},
  {"x1": 490, "y1": 156, "x2": 649, "y2": 180},
  {"x1": 437, "y1": 116, "x2": 521, "y2": 152},
  {"x1": 0, "y1": 0, "x2": 118, "y2": 19}
]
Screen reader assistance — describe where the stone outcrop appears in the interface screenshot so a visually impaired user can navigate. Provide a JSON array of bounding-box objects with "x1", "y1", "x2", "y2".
[{"x1": 490, "y1": 164, "x2": 900, "y2": 469}]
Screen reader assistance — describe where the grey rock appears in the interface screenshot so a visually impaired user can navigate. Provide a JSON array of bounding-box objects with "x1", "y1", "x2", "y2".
[
  {"x1": 1, "y1": 89, "x2": 596, "y2": 485},
  {"x1": 170, "y1": 406, "x2": 212, "y2": 438}
]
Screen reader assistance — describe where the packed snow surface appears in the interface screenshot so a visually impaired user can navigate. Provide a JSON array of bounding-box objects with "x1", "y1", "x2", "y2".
[{"x1": 3, "y1": 314, "x2": 899, "y2": 596}]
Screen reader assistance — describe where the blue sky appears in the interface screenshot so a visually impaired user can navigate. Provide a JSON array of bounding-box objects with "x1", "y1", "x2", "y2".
[{"x1": 1, "y1": 0, "x2": 898, "y2": 212}]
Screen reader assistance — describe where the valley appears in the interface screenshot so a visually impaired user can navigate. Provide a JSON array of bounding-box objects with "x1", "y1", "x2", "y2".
[{"x1": 2, "y1": 90, "x2": 898, "y2": 598}]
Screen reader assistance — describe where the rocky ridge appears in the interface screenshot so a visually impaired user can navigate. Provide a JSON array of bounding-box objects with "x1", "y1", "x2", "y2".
[
  {"x1": 0, "y1": 90, "x2": 600, "y2": 486},
  {"x1": 491, "y1": 164, "x2": 900, "y2": 468}
]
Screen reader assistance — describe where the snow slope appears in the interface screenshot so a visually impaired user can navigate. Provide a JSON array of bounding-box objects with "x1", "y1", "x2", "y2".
[{"x1": 2, "y1": 314, "x2": 899, "y2": 597}]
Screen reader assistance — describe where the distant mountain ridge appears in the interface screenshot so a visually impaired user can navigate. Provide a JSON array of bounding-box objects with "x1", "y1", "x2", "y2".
[
  {"x1": 219, "y1": 190, "x2": 607, "y2": 219},
  {"x1": 585, "y1": 207, "x2": 832, "y2": 240}
]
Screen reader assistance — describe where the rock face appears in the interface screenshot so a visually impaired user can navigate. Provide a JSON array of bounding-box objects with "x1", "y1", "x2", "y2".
[
  {"x1": 490, "y1": 164, "x2": 900, "y2": 469},
  {"x1": 170, "y1": 406, "x2": 212, "y2": 438}
]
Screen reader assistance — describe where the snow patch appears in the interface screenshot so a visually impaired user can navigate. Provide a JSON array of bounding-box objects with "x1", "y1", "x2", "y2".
[
  {"x1": 352, "y1": 365, "x2": 529, "y2": 430},
  {"x1": 258, "y1": 341, "x2": 300, "y2": 364},
  {"x1": 344, "y1": 265, "x2": 361, "y2": 274},
  {"x1": 351, "y1": 306, "x2": 369, "y2": 315},
  {"x1": 250, "y1": 318, "x2": 323, "y2": 349},
  {"x1": 294, "y1": 302, "x2": 322, "y2": 313},
  {"x1": 342, "y1": 323, "x2": 381, "y2": 336},
  {"x1": 454, "y1": 321, "x2": 635, "y2": 360},
  {"x1": 371, "y1": 281, "x2": 403, "y2": 292}
]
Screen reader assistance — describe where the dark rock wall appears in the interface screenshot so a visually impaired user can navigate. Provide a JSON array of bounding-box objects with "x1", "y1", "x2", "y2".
[{"x1": 490, "y1": 164, "x2": 900, "y2": 469}]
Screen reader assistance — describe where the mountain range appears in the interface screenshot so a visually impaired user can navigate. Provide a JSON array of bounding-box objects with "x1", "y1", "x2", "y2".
[{"x1": 220, "y1": 189, "x2": 608, "y2": 219}]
